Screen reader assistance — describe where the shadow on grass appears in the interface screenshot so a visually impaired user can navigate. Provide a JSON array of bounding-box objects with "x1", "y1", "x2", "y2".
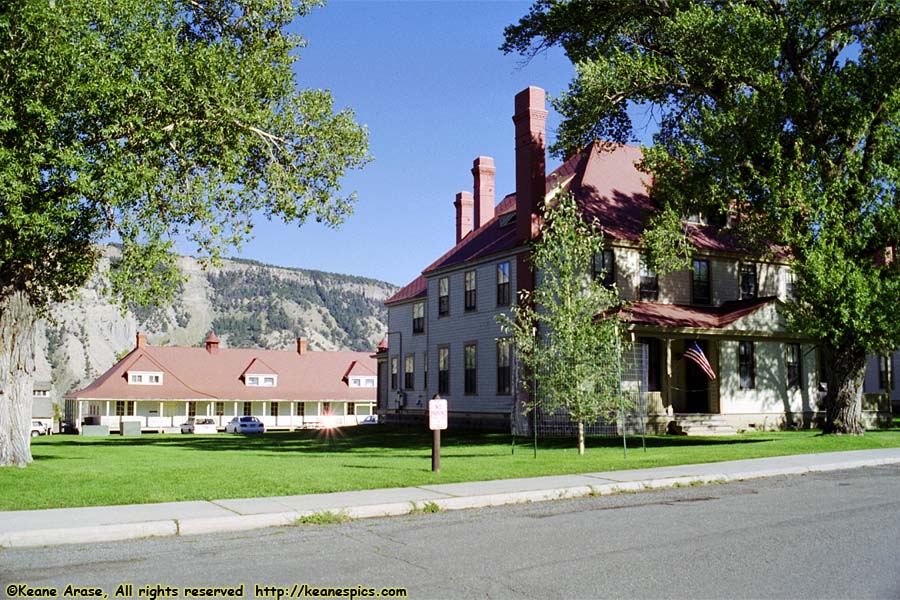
[{"x1": 42, "y1": 425, "x2": 775, "y2": 456}]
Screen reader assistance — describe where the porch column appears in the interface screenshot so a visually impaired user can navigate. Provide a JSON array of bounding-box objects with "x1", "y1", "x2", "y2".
[
  {"x1": 105, "y1": 400, "x2": 111, "y2": 417},
  {"x1": 159, "y1": 401, "x2": 164, "y2": 432},
  {"x1": 233, "y1": 401, "x2": 238, "y2": 416},
  {"x1": 77, "y1": 400, "x2": 83, "y2": 430},
  {"x1": 664, "y1": 338, "x2": 673, "y2": 416}
]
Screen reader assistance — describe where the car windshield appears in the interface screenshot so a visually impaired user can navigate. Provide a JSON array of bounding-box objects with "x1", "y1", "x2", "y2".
[{"x1": 240, "y1": 417, "x2": 257, "y2": 423}]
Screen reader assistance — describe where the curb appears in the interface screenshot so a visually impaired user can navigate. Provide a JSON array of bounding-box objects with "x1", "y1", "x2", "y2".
[{"x1": 3, "y1": 456, "x2": 899, "y2": 549}]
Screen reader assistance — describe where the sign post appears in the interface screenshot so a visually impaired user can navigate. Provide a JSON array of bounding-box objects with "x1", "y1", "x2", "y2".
[{"x1": 428, "y1": 394, "x2": 447, "y2": 472}]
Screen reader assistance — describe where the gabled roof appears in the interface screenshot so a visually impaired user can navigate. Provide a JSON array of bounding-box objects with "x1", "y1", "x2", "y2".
[
  {"x1": 240, "y1": 357, "x2": 278, "y2": 378},
  {"x1": 618, "y1": 297, "x2": 778, "y2": 330},
  {"x1": 68, "y1": 345, "x2": 377, "y2": 403},
  {"x1": 343, "y1": 360, "x2": 377, "y2": 380},
  {"x1": 123, "y1": 354, "x2": 164, "y2": 373}
]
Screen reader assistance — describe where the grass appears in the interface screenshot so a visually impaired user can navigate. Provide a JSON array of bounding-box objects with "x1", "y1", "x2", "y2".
[
  {"x1": 294, "y1": 511, "x2": 352, "y2": 526},
  {"x1": 2, "y1": 423, "x2": 898, "y2": 511}
]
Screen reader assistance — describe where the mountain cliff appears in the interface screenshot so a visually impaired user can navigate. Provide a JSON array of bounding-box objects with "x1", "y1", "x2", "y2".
[{"x1": 35, "y1": 246, "x2": 396, "y2": 397}]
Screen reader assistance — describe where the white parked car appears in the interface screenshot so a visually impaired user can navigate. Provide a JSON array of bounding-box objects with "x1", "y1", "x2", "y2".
[
  {"x1": 225, "y1": 416, "x2": 265, "y2": 434},
  {"x1": 180, "y1": 417, "x2": 218, "y2": 434},
  {"x1": 30, "y1": 420, "x2": 49, "y2": 437}
]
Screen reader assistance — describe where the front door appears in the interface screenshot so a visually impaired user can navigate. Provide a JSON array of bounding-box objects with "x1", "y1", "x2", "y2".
[{"x1": 684, "y1": 341, "x2": 709, "y2": 412}]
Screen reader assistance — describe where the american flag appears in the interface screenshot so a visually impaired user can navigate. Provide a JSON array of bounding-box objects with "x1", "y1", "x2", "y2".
[{"x1": 685, "y1": 341, "x2": 716, "y2": 380}]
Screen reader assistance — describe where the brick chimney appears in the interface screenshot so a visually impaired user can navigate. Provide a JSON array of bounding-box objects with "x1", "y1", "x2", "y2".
[
  {"x1": 297, "y1": 336, "x2": 308, "y2": 355},
  {"x1": 454, "y1": 191, "x2": 474, "y2": 243},
  {"x1": 136, "y1": 332, "x2": 147, "y2": 349},
  {"x1": 204, "y1": 331, "x2": 219, "y2": 354},
  {"x1": 472, "y1": 156, "x2": 496, "y2": 229},
  {"x1": 513, "y1": 86, "x2": 547, "y2": 296}
]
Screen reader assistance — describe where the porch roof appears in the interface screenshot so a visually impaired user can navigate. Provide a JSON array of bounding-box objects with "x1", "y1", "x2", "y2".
[{"x1": 618, "y1": 297, "x2": 778, "y2": 330}]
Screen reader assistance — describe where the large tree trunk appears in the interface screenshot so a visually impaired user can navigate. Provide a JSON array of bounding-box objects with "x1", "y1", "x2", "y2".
[
  {"x1": 821, "y1": 345, "x2": 867, "y2": 435},
  {"x1": 0, "y1": 290, "x2": 38, "y2": 467},
  {"x1": 577, "y1": 420, "x2": 585, "y2": 455}
]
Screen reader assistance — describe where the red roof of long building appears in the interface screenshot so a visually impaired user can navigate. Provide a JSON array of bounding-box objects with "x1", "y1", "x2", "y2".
[{"x1": 68, "y1": 344, "x2": 378, "y2": 402}]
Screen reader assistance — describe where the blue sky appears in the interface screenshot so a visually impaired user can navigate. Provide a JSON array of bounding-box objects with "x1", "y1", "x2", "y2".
[{"x1": 227, "y1": 1, "x2": 634, "y2": 288}]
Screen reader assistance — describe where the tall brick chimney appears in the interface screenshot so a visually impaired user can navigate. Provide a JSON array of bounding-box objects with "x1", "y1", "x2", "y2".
[
  {"x1": 513, "y1": 86, "x2": 547, "y2": 296},
  {"x1": 472, "y1": 156, "x2": 496, "y2": 229},
  {"x1": 136, "y1": 332, "x2": 147, "y2": 349},
  {"x1": 454, "y1": 191, "x2": 474, "y2": 243},
  {"x1": 297, "y1": 336, "x2": 308, "y2": 355}
]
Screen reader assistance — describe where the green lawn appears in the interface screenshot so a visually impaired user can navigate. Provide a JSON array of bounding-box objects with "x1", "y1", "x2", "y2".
[{"x1": 3, "y1": 424, "x2": 899, "y2": 511}]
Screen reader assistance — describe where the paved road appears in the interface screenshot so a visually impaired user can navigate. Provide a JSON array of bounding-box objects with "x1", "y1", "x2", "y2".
[{"x1": 3, "y1": 465, "x2": 899, "y2": 599}]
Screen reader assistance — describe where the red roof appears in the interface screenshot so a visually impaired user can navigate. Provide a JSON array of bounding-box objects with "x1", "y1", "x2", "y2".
[
  {"x1": 68, "y1": 345, "x2": 377, "y2": 402},
  {"x1": 387, "y1": 142, "x2": 778, "y2": 306},
  {"x1": 385, "y1": 274, "x2": 426, "y2": 305},
  {"x1": 617, "y1": 297, "x2": 777, "y2": 329}
]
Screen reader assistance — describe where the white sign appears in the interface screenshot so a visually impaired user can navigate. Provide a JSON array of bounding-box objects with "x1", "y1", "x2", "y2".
[{"x1": 429, "y1": 398, "x2": 448, "y2": 431}]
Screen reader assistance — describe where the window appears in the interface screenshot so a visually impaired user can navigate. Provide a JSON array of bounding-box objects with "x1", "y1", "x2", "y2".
[
  {"x1": 496, "y1": 262, "x2": 510, "y2": 306},
  {"x1": 390, "y1": 357, "x2": 398, "y2": 390},
  {"x1": 243, "y1": 402, "x2": 252, "y2": 416},
  {"x1": 188, "y1": 401, "x2": 196, "y2": 418},
  {"x1": 786, "y1": 344, "x2": 801, "y2": 389},
  {"x1": 639, "y1": 256, "x2": 659, "y2": 301},
  {"x1": 692, "y1": 259, "x2": 711, "y2": 304},
  {"x1": 785, "y1": 271, "x2": 798, "y2": 301},
  {"x1": 739, "y1": 341, "x2": 755, "y2": 390},
  {"x1": 270, "y1": 402, "x2": 279, "y2": 417},
  {"x1": 323, "y1": 402, "x2": 331, "y2": 415},
  {"x1": 215, "y1": 402, "x2": 224, "y2": 416},
  {"x1": 404, "y1": 354, "x2": 415, "y2": 390},
  {"x1": 438, "y1": 277, "x2": 450, "y2": 316},
  {"x1": 33, "y1": 389, "x2": 50, "y2": 397},
  {"x1": 115, "y1": 401, "x2": 134, "y2": 416},
  {"x1": 296, "y1": 402, "x2": 305, "y2": 417},
  {"x1": 347, "y1": 402, "x2": 355, "y2": 416},
  {"x1": 497, "y1": 339, "x2": 513, "y2": 395},
  {"x1": 438, "y1": 346, "x2": 450, "y2": 395},
  {"x1": 465, "y1": 270, "x2": 477, "y2": 311},
  {"x1": 129, "y1": 371, "x2": 163, "y2": 385},
  {"x1": 412, "y1": 301, "x2": 425, "y2": 334},
  {"x1": 464, "y1": 343, "x2": 477, "y2": 395},
  {"x1": 740, "y1": 263, "x2": 757, "y2": 299},
  {"x1": 878, "y1": 355, "x2": 892, "y2": 391},
  {"x1": 350, "y1": 378, "x2": 361, "y2": 387},
  {"x1": 245, "y1": 374, "x2": 278, "y2": 387},
  {"x1": 423, "y1": 352, "x2": 428, "y2": 389},
  {"x1": 641, "y1": 338, "x2": 661, "y2": 392},
  {"x1": 365, "y1": 377, "x2": 375, "y2": 387},
  {"x1": 594, "y1": 250, "x2": 615, "y2": 289}
]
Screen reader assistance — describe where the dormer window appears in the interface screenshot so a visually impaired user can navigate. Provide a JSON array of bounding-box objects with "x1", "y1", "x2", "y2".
[
  {"x1": 129, "y1": 371, "x2": 163, "y2": 385},
  {"x1": 348, "y1": 376, "x2": 376, "y2": 388},
  {"x1": 246, "y1": 374, "x2": 277, "y2": 387}
]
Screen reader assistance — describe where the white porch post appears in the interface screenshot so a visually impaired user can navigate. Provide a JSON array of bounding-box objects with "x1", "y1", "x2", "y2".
[
  {"x1": 159, "y1": 401, "x2": 164, "y2": 431},
  {"x1": 664, "y1": 338, "x2": 673, "y2": 416},
  {"x1": 233, "y1": 401, "x2": 238, "y2": 416},
  {"x1": 77, "y1": 400, "x2": 83, "y2": 431},
  {"x1": 105, "y1": 400, "x2": 110, "y2": 417}
]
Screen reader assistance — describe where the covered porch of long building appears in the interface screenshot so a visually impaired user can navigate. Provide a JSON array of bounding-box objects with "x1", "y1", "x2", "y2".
[{"x1": 67, "y1": 398, "x2": 376, "y2": 432}]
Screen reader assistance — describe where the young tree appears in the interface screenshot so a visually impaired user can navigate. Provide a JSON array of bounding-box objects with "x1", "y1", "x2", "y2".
[
  {"x1": 0, "y1": 0, "x2": 370, "y2": 466},
  {"x1": 503, "y1": 1, "x2": 900, "y2": 434},
  {"x1": 499, "y1": 193, "x2": 624, "y2": 455}
]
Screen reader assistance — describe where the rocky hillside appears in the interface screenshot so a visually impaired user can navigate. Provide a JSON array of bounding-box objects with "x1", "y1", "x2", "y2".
[{"x1": 35, "y1": 246, "x2": 397, "y2": 398}]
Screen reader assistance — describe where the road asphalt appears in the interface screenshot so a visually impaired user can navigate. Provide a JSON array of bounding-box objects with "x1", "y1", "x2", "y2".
[{"x1": 2, "y1": 448, "x2": 899, "y2": 548}]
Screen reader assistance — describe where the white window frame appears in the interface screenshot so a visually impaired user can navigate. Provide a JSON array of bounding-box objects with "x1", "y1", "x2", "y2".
[
  {"x1": 245, "y1": 373, "x2": 277, "y2": 387},
  {"x1": 128, "y1": 371, "x2": 164, "y2": 385}
]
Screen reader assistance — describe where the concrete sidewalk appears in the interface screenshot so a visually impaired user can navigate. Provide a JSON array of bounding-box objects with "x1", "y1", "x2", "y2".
[{"x1": 3, "y1": 448, "x2": 899, "y2": 548}]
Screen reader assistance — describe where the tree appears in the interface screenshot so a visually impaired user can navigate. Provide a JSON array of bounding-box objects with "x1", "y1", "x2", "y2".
[
  {"x1": 0, "y1": 0, "x2": 370, "y2": 466},
  {"x1": 499, "y1": 193, "x2": 624, "y2": 455},
  {"x1": 503, "y1": 0, "x2": 900, "y2": 434}
]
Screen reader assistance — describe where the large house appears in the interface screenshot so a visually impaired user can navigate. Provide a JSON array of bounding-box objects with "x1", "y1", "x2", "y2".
[
  {"x1": 66, "y1": 332, "x2": 377, "y2": 432},
  {"x1": 378, "y1": 85, "x2": 891, "y2": 433}
]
